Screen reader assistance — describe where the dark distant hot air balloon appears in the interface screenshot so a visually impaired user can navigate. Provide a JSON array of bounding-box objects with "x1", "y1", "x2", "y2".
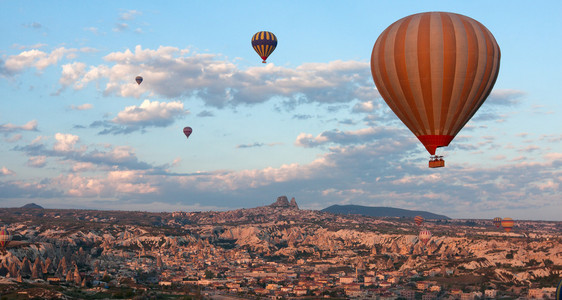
[
  {"x1": 419, "y1": 229, "x2": 432, "y2": 245},
  {"x1": 183, "y1": 127, "x2": 192, "y2": 139},
  {"x1": 135, "y1": 76, "x2": 143, "y2": 85},
  {"x1": 251, "y1": 31, "x2": 277, "y2": 63},
  {"x1": 414, "y1": 216, "x2": 424, "y2": 226},
  {"x1": 370, "y1": 12, "x2": 501, "y2": 168},
  {"x1": 501, "y1": 218, "x2": 514, "y2": 232},
  {"x1": 493, "y1": 217, "x2": 502, "y2": 228},
  {"x1": 0, "y1": 227, "x2": 11, "y2": 248}
]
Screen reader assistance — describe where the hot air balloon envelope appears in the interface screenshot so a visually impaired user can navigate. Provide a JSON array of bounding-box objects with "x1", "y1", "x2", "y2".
[
  {"x1": 370, "y1": 12, "x2": 500, "y2": 166},
  {"x1": 501, "y1": 218, "x2": 514, "y2": 232},
  {"x1": 183, "y1": 127, "x2": 192, "y2": 139},
  {"x1": 135, "y1": 76, "x2": 143, "y2": 85},
  {"x1": 493, "y1": 217, "x2": 502, "y2": 228},
  {"x1": 419, "y1": 229, "x2": 432, "y2": 245},
  {"x1": 0, "y1": 227, "x2": 12, "y2": 248},
  {"x1": 414, "y1": 216, "x2": 424, "y2": 226},
  {"x1": 252, "y1": 31, "x2": 277, "y2": 63}
]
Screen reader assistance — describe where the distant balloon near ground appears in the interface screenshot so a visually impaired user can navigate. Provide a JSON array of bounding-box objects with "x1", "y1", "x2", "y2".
[
  {"x1": 501, "y1": 218, "x2": 514, "y2": 232},
  {"x1": 419, "y1": 229, "x2": 432, "y2": 245},
  {"x1": 135, "y1": 76, "x2": 143, "y2": 85},
  {"x1": 183, "y1": 127, "x2": 192, "y2": 139},
  {"x1": 251, "y1": 31, "x2": 277, "y2": 63},
  {"x1": 0, "y1": 227, "x2": 11, "y2": 248},
  {"x1": 414, "y1": 216, "x2": 424, "y2": 226},
  {"x1": 370, "y1": 12, "x2": 500, "y2": 168},
  {"x1": 493, "y1": 217, "x2": 502, "y2": 228}
]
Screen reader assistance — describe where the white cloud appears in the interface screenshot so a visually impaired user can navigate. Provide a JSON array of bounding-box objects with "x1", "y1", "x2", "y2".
[
  {"x1": 69, "y1": 103, "x2": 93, "y2": 110},
  {"x1": 54, "y1": 170, "x2": 158, "y2": 198},
  {"x1": 72, "y1": 162, "x2": 95, "y2": 172},
  {"x1": 352, "y1": 100, "x2": 377, "y2": 113},
  {"x1": 84, "y1": 27, "x2": 101, "y2": 35},
  {"x1": 119, "y1": 10, "x2": 142, "y2": 20},
  {"x1": 487, "y1": 89, "x2": 525, "y2": 106},
  {"x1": 27, "y1": 156, "x2": 47, "y2": 168},
  {"x1": 1, "y1": 167, "x2": 15, "y2": 176},
  {"x1": 113, "y1": 23, "x2": 129, "y2": 32},
  {"x1": 53, "y1": 133, "x2": 81, "y2": 152},
  {"x1": 62, "y1": 46, "x2": 373, "y2": 108},
  {"x1": 0, "y1": 120, "x2": 38, "y2": 133},
  {"x1": 6, "y1": 134, "x2": 22, "y2": 143},
  {"x1": 295, "y1": 126, "x2": 405, "y2": 148},
  {"x1": 1, "y1": 47, "x2": 86, "y2": 75},
  {"x1": 60, "y1": 62, "x2": 87, "y2": 86},
  {"x1": 113, "y1": 99, "x2": 188, "y2": 126}
]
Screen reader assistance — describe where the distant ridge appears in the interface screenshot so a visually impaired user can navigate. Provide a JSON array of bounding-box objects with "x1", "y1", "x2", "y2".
[
  {"x1": 21, "y1": 203, "x2": 43, "y2": 209},
  {"x1": 322, "y1": 204, "x2": 450, "y2": 219}
]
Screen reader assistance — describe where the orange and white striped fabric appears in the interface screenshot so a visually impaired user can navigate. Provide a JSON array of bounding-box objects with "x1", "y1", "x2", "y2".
[{"x1": 371, "y1": 12, "x2": 500, "y2": 155}]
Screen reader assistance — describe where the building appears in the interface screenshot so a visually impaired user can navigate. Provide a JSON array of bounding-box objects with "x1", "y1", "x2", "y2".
[{"x1": 484, "y1": 289, "x2": 497, "y2": 298}]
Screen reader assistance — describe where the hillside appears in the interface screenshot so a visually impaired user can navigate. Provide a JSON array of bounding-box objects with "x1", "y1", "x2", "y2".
[{"x1": 322, "y1": 204, "x2": 450, "y2": 219}]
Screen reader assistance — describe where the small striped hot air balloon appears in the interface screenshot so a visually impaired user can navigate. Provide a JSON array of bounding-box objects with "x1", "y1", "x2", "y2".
[
  {"x1": 135, "y1": 76, "x2": 143, "y2": 85},
  {"x1": 501, "y1": 218, "x2": 514, "y2": 232},
  {"x1": 493, "y1": 217, "x2": 502, "y2": 228},
  {"x1": 414, "y1": 216, "x2": 424, "y2": 226},
  {"x1": 370, "y1": 12, "x2": 501, "y2": 167},
  {"x1": 419, "y1": 229, "x2": 432, "y2": 245},
  {"x1": 0, "y1": 227, "x2": 12, "y2": 248},
  {"x1": 251, "y1": 31, "x2": 277, "y2": 63}
]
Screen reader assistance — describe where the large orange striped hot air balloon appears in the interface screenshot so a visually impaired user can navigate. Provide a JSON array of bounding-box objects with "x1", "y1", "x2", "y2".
[
  {"x1": 251, "y1": 31, "x2": 277, "y2": 63},
  {"x1": 493, "y1": 217, "x2": 502, "y2": 228},
  {"x1": 414, "y1": 215, "x2": 424, "y2": 226},
  {"x1": 370, "y1": 12, "x2": 501, "y2": 168},
  {"x1": 501, "y1": 218, "x2": 514, "y2": 232}
]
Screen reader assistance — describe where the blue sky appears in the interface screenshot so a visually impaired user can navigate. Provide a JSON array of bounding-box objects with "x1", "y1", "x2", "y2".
[{"x1": 1, "y1": 1, "x2": 561, "y2": 220}]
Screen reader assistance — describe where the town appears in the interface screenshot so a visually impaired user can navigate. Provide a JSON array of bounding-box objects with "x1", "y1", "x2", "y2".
[{"x1": 0, "y1": 197, "x2": 560, "y2": 299}]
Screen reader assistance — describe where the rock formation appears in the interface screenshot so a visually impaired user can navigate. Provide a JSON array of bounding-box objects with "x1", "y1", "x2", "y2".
[{"x1": 270, "y1": 196, "x2": 299, "y2": 209}]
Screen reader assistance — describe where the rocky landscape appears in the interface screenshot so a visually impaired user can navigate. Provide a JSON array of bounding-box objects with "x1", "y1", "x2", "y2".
[{"x1": 0, "y1": 196, "x2": 560, "y2": 299}]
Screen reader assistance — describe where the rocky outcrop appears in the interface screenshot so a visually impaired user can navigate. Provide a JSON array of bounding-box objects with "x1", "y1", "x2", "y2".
[
  {"x1": 270, "y1": 196, "x2": 299, "y2": 209},
  {"x1": 290, "y1": 197, "x2": 299, "y2": 209}
]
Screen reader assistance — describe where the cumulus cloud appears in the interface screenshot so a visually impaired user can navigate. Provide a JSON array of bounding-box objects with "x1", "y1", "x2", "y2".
[
  {"x1": 59, "y1": 62, "x2": 87, "y2": 87},
  {"x1": 14, "y1": 133, "x2": 155, "y2": 171},
  {"x1": 470, "y1": 89, "x2": 525, "y2": 123},
  {"x1": 119, "y1": 10, "x2": 142, "y2": 20},
  {"x1": 352, "y1": 100, "x2": 378, "y2": 113},
  {"x1": 295, "y1": 126, "x2": 406, "y2": 148},
  {"x1": 60, "y1": 46, "x2": 373, "y2": 108},
  {"x1": 1, "y1": 47, "x2": 82, "y2": 75},
  {"x1": 1, "y1": 167, "x2": 15, "y2": 176},
  {"x1": 4, "y1": 132, "x2": 562, "y2": 219},
  {"x1": 69, "y1": 103, "x2": 93, "y2": 110},
  {"x1": 0, "y1": 120, "x2": 38, "y2": 133},
  {"x1": 88, "y1": 99, "x2": 188, "y2": 135},
  {"x1": 23, "y1": 22, "x2": 43, "y2": 29},
  {"x1": 27, "y1": 156, "x2": 47, "y2": 168},
  {"x1": 53, "y1": 133, "x2": 81, "y2": 152},
  {"x1": 5, "y1": 134, "x2": 23, "y2": 143},
  {"x1": 113, "y1": 99, "x2": 188, "y2": 126},
  {"x1": 236, "y1": 142, "x2": 280, "y2": 149},
  {"x1": 197, "y1": 110, "x2": 214, "y2": 117},
  {"x1": 487, "y1": 89, "x2": 525, "y2": 106}
]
